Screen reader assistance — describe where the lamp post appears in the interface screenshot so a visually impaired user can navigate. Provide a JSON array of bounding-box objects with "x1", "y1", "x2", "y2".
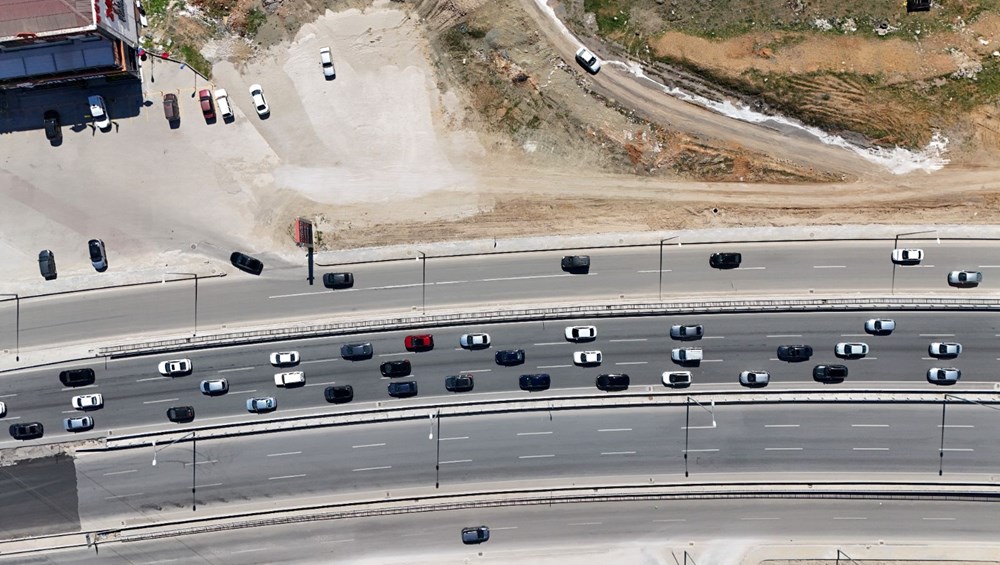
[
  {"x1": 430, "y1": 409, "x2": 442, "y2": 488},
  {"x1": 0, "y1": 294, "x2": 18, "y2": 362},
  {"x1": 938, "y1": 394, "x2": 1000, "y2": 476},
  {"x1": 151, "y1": 431, "x2": 198, "y2": 511},
  {"x1": 891, "y1": 229, "x2": 938, "y2": 295},
  {"x1": 658, "y1": 236, "x2": 678, "y2": 300},
  {"x1": 417, "y1": 251, "x2": 427, "y2": 314},
  {"x1": 683, "y1": 396, "x2": 717, "y2": 478},
  {"x1": 166, "y1": 273, "x2": 198, "y2": 336}
]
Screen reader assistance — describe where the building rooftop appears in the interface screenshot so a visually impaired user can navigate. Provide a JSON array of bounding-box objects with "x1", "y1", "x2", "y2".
[{"x1": 0, "y1": 0, "x2": 94, "y2": 42}]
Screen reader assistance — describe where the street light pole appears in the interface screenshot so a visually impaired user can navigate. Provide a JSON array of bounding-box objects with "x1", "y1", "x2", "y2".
[
  {"x1": 166, "y1": 273, "x2": 198, "y2": 336},
  {"x1": 658, "y1": 237, "x2": 678, "y2": 300},
  {"x1": 892, "y1": 229, "x2": 938, "y2": 295},
  {"x1": 0, "y1": 294, "x2": 19, "y2": 362},
  {"x1": 431, "y1": 409, "x2": 442, "y2": 488},
  {"x1": 938, "y1": 393, "x2": 1000, "y2": 476},
  {"x1": 417, "y1": 251, "x2": 427, "y2": 314},
  {"x1": 682, "y1": 396, "x2": 717, "y2": 478},
  {"x1": 151, "y1": 431, "x2": 195, "y2": 466}
]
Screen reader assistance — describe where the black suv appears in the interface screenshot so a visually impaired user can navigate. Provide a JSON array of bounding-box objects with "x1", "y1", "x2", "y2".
[
  {"x1": 461, "y1": 526, "x2": 490, "y2": 545},
  {"x1": 709, "y1": 252, "x2": 742, "y2": 269},
  {"x1": 596, "y1": 374, "x2": 630, "y2": 392},
  {"x1": 230, "y1": 251, "x2": 264, "y2": 275},
  {"x1": 445, "y1": 374, "x2": 474, "y2": 393},
  {"x1": 43, "y1": 110, "x2": 61, "y2": 141},
  {"x1": 59, "y1": 368, "x2": 96, "y2": 387},
  {"x1": 561, "y1": 255, "x2": 591, "y2": 274},
  {"x1": 777, "y1": 345, "x2": 813, "y2": 362},
  {"x1": 495, "y1": 349, "x2": 526, "y2": 366},
  {"x1": 380, "y1": 360, "x2": 412, "y2": 378},
  {"x1": 387, "y1": 380, "x2": 417, "y2": 398},
  {"x1": 323, "y1": 272, "x2": 354, "y2": 289},
  {"x1": 10, "y1": 422, "x2": 44, "y2": 440},
  {"x1": 324, "y1": 385, "x2": 354, "y2": 403},
  {"x1": 341, "y1": 342, "x2": 374, "y2": 360},
  {"x1": 167, "y1": 406, "x2": 195, "y2": 423},
  {"x1": 38, "y1": 249, "x2": 57, "y2": 280},
  {"x1": 519, "y1": 374, "x2": 551, "y2": 392},
  {"x1": 813, "y1": 364, "x2": 848, "y2": 383}
]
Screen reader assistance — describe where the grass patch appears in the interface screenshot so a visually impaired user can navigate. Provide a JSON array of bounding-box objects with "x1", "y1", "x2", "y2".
[
  {"x1": 584, "y1": 0, "x2": 630, "y2": 35},
  {"x1": 177, "y1": 44, "x2": 213, "y2": 80},
  {"x1": 145, "y1": 0, "x2": 170, "y2": 16},
  {"x1": 244, "y1": 8, "x2": 267, "y2": 37}
]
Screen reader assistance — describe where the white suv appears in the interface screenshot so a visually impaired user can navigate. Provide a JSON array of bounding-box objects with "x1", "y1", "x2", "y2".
[{"x1": 88, "y1": 95, "x2": 110, "y2": 130}]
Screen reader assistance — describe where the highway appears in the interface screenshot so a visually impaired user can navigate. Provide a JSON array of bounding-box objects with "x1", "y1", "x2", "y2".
[{"x1": 1, "y1": 240, "x2": 996, "y2": 352}]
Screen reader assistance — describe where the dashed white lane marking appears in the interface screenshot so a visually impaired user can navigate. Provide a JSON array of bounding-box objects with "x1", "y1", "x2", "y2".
[
  {"x1": 653, "y1": 518, "x2": 687, "y2": 523},
  {"x1": 600, "y1": 451, "x2": 636, "y2": 456},
  {"x1": 441, "y1": 436, "x2": 469, "y2": 441},
  {"x1": 301, "y1": 358, "x2": 339, "y2": 365},
  {"x1": 738, "y1": 267, "x2": 766, "y2": 270},
  {"x1": 568, "y1": 522, "x2": 603, "y2": 526},
  {"x1": 852, "y1": 424, "x2": 889, "y2": 428},
  {"x1": 0, "y1": 393, "x2": 16, "y2": 398},
  {"x1": 305, "y1": 381, "x2": 337, "y2": 387},
  {"x1": 199, "y1": 483, "x2": 223, "y2": 488},
  {"x1": 481, "y1": 274, "x2": 587, "y2": 282},
  {"x1": 105, "y1": 493, "x2": 144, "y2": 500},
  {"x1": 740, "y1": 517, "x2": 780, "y2": 521},
  {"x1": 636, "y1": 270, "x2": 671, "y2": 273},
  {"x1": 136, "y1": 377, "x2": 163, "y2": 382},
  {"x1": 378, "y1": 352, "x2": 408, "y2": 357},
  {"x1": 764, "y1": 447, "x2": 804, "y2": 451},
  {"x1": 852, "y1": 447, "x2": 890, "y2": 451},
  {"x1": 440, "y1": 459, "x2": 472, "y2": 465},
  {"x1": 218, "y1": 366, "x2": 254, "y2": 373},
  {"x1": 940, "y1": 448, "x2": 975, "y2": 452},
  {"x1": 683, "y1": 449, "x2": 720, "y2": 453},
  {"x1": 103, "y1": 469, "x2": 138, "y2": 476},
  {"x1": 833, "y1": 517, "x2": 867, "y2": 520},
  {"x1": 517, "y1": 431, "x2": 553, "y2": 436},
  {"x1": 352, "y1": 443, "x2": 386, "y2": 448},
  {"x1": 230, "y1": 389, "x2": 257, "y2": 395},
  {"x1": 920, "y1": 333, "x2": 955, "y2": 337},
  {"x1": 518, "y1": 454, "x2": 555, "y2": 459},
  {"x1": 609, "y1": 338, "x2": 647, "y2": 343},
  {"x1": 534, "y1": 342, "x2": 567, "y2": 346},
  {"x1": 537, "y1": 364, "x2": 571, "y2": 368},
  {"x1": 267, "y1": 451, "x2": 302, "y2": 457},
  {"x1": 939, "y1": 425, "x2": 975, "y2": 428},
  {"x1": 598, "y1": 428, "x2": 632, "y2": 432},
  {"x1": 813, "y1": 265, "x2": 846, "y2": 269},
  {"x1": 764, "y1": 424, "x2": 800, "y2": 428},
  {"x1": 142, "y1": 398, "x2": 178, "y2": 405},
  {"x1": 766, "y1": 334, "x2": 802, "y2": 338},
  {"x1": 465, "y1": 369, "x2": 492, "y2": 373},
  {"x1": 615, "y1": 361, "x2": 647, "y2": 365},
  {"x1": 268, "y1": 474, "x2": 307, "y2": 480},
  {"x1": 922, "y1": 517, "x2": 956, "y2": 521},
  {"x1": 490, "y1": 526, "x2": 519, "y2": 531},
  {"x1": 353, "y1": 466, "x2": 392, "y2": 472}
]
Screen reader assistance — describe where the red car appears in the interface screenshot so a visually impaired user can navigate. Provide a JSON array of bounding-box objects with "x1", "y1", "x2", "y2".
[
  {"x1": 198, "y1": 89, "x2": 215, "y2": 120},
  {"x1": 404, "y1": 334, "x2": 434, "y2": 352}
]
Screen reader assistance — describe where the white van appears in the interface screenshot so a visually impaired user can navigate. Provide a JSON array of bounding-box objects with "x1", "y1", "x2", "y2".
[
  {"x1": 671, "y1": 348, "x2": 703, "y2": 363},
  {"x1": 214, "y1": 88, "x2": 233, "y2": 120}
]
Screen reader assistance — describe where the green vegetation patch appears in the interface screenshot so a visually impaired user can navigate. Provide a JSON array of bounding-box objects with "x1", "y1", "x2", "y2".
[
  {"x1": 177, "y1": 44, "x2": 213, "y2": 80},
  {"x1": 584, "y1": 0, "x2": 630, "y2": 35},
  {"x1": 244, "y1": 8, "x2": 267, "y2": 37}
]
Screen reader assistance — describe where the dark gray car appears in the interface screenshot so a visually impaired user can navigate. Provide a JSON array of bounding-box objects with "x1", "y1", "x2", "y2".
[
  {"x1": 461, "y1": 526, "x2": 490, "y2": 544},
  {"x1": 387, "y1": 380, "x2": 417, "y2": 398},
  {"x1": 341, "y1": 342, "x2": 373, "y2": 360},
  {"x1": 38, "y1": 249, "x2": 57, "y2": 280},
  {"x1": 519, "y1": 374, "x2": 550, "y2": 391}
]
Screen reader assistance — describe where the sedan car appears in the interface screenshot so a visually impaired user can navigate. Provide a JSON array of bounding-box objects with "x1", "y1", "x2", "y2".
[
  {"x1": 928, "y1": 342, "x2": 962, "y2": 358},
  {"x1": 459, "y1": 333, "x2": 491, "y2": 349},
  {"x1": 709, "y1": 252, "x2": 742, "y2": 269},
  {"x1": 198, "y1": 89, "x2": 215, "y2": 120},
  {"x1": 200, "y1": 378, "x2": 229, "y2": 396},
  {"x1": 519, "y1": 374, "x2": 550, "y2": 391},
  {"x1": 891, "y1": 248, "x2": 923, "y2": 264},
  {"x1": 71, "y1": 393, "x2": 104, "y2": 410},
  {"x1": 88, "y1": 239, "x2": 108, "y2": 271},
  {"x1": 739, "y1": 370, "x2": 769, "y2": 388},
  {"x1": 64, "y1": 416, "x2": 94, "y2": 432},
  {"x1": 574, "y1": 47, "x2": 601, "y2": 74},
  {"x1": 864, "y1": 318, "x2": 895, "y2": 336},
  {"x1": 380, "y1": 360, "x2": 412, "y2": 377},
  {"x1": 777, "y1": 345, "x2": 813, "y2": 362},
  {"x1": 158, "y1": 358, "x2": 192, "y2": 376},
  {"x1": 561, "y1": 255, "x2": 590, "y2": 273},
  {"x1": 461, "y1": 526, "x2": 490, "y2": 545},
  {"x1": 38, "y1": 249, "x2": 57, "y2": 280},
  {"x1": 341, "y1": 342, "x2": 374, "y2": 360},
  {"x1": 246, "y1": 396, "x2": 277, "y2": 413},
  {"x1": 670, "y1": 324, "x2": 704, "y2": 340},
  {"x1": 88, "y1": 95, "x2": 110, "y2": 129},
  {"x1": 322, "y1": 272, "x2": 354, "y2": 289},
  {"x1": 927, "y1": 367, "x2": 961, "y2": 385},
  {"x1": 43, "y1": 110, "x2": 61, "y2": 141},
  {"x1": 835, "y1": 342, "x2": 869, "y2": 359},
  {"x1": 248, "y1": 84, "x2": 270, "y2": 117},
  {"x1": 573, "y1": 350, "x2": 603, "y2": 366},
  {"x1": 662, "y1": 371, "x2": 692, "y2": 388},
  {"x1": 230, "y1": 251, "x2": 264, "y2": 275},
  {"x1": 167, "y1": 406, "x2": 195, "y2": 423},
  {"x1": 387, "y1": 380, "x2": 418, "y2": 398},
  {"x1": 269, "y1": 351, "x2": 300, "y2": 367},
  {"x1": 564, "y1": 325, "x2": 597, "y2": 342},
  {"x1": 274, "y1": 371, "x2": 306, "y2": 387},
  {"x1": 445, "y1": 374, "x2": 475, "y2": 392},
  {"x1": 948, "y1": 270, "x2": 982, "y2": 287},
  {"x1": 404, "y1": 334, "x2": 434, "y2": 352},
  {"x1": 596, "y1": 373, "x2": 629, "y2": 391},
  {"x1": 495, "y1": 349, "x2": 526, "y2": 366},
  {"x1": 59, "y1": 368, "x2": 95, "y2": 387},
  {"x1": 320, "y1": 46, "x2": 336, "y2": 79},
  {"x1": 163, "y1": 93, "x2": 179, "y2": 122},
  {"x1": 324, "y1": 385, "x2": 354, "y2": 403},
  {"x1": 813, "y1": 364, "x2": 848, "y2": 383},
  {"x1": 9, "y1": 422, "x2": 44, "y2": 440}
]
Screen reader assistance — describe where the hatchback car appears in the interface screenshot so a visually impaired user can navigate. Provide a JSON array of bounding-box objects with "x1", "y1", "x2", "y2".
[
  {"x1": 341, "y1": 342, "x2": 374, "y2": 360},
  {"x1": 459, "y1": 333, "x2": 491, "y2": 349},
  {"x1": 519, "y1": 374, "x2": 551, "y2": 391},
  {"x1": 671, "y1": 347, "x2": 702, "y2": 365},
  {"x1": 323, "y1": 272, "x2": 354, "y2": 289},
  {"x1": 813, "y1": 364, "x2": 848, "y2": 383},
  {"x1": 777, "y1": 345, "x2": 813, "y2": 362},
  {"x1": 324, "y1": 384, "x2": 354, "y2": 403},
  {"x1": 495, "y1": 349, "x2": 526, "y2": 366},
  {"x1": 249, "y1": 84, "x2": 270, "y2": 117},
  {"x1": 200, "y1": 378, "x2": 229, "y2": 396},
  {"x1": 670, "y1": 324, "x2": 704, "y2": 340},
  {"x1": 561, "y1": 255, "x2": 590, "y2": 273},
  {"x1": 43, "y1": 110, "x2": 61, "y2": 141},
  {"x1": 445, "y1": 374, "x2": 475, "y2": 392},
  {"x1": 246, "y1": 396, "x2": 277, "y2": 413},
  {"x1": 835, "y1": 342, "x2": 869, "y2": 359},
  {"x1": 564, "y1": 325, "x2": 597, "y2": 342},
  {"x1": 573, "y1": 350, "x2": 603, "y2": 366},
  {"x1": 948, "y1": 270, "x2": 982, "y2": 287},
  {"x1": 71, "y1": 393, "x2": 104, "y2": 410},
  {"x1": 927, "y1": 367, "x2": 961, "y2": 385},
  {"x1": 88, "y1": 95, "x2": 110, "y2": 129},
  {"x1": 10, "y1": 422, "x2": 44, "y2": 440},
  {"x1": 739, "y1": 370, "x2": 769, "y2": 388},
  {"x1": 461, "y1": 526, "x2": 490, "y2": 545},
  {"x1": 320, "y1": 47, "x2": 336, "y2": 79},
  {"x1": 864, "y1": 318, "x2": 895, "y2": 336},
  {"x1": 88, "y1": 239, "x2": 108, "y2": 271},
  {"x1": 928, "y1": 342, "x2": 962, "y2": 358},
  {"x1": 891, "y1": 248, "x2": 923, "y2": 264},
  {"x1": 230, "y1": 251, "x2": 264, "y2": 275},
  {"x1": 64, "y1": 416, "x2": 94, "y2": 432},
  {"x1": 709, "y1": 252, "x2": 742, "y2": 269},
  {"x1": 596, "y1": 373, "x2": 629, "y2": 391},
  {"x1": 167, "y1": 406, "x2": 195, "y2": 423},
  {"x1": 59, "y1": 367, "x2": 95, "y2": 387},
  {"x1": 158, "y1": 359, "x2": 192, "y2": 376},
  {"x1": 662, "y1": 371, "x2": 692, "y2": 388},
  {"x1": 274, "y1": 371, "x2": 306, "y2": 387},
  {"x1": 380, "y1": 360, "x2": 412, "y2": 377},
  {"x1": 38, "y1": 249, "x2": 57, "y2": 280},
  {"x1": 269, "y1": 351, "x2": 300, "y2": 366},
  {"x1": 387, "y1": 380, "x2": 418, "y2": 398},
  {"x1": 574, "y1": 47, "x2": 601, "y2": 74},
  {"x1": 163, "y1": 93, "x2": 179, "y2": 122},
  {"x1": 198, "y1": 89, "x2": 215, "y2": 120},
  {"x1": 404, "y1": 334, "x2": 434, "y2": 352}
]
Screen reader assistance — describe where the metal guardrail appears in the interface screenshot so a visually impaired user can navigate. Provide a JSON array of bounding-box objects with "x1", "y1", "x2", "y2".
[{"x1": 98, "y1": 296, "x2": 1000, "y2": 357}]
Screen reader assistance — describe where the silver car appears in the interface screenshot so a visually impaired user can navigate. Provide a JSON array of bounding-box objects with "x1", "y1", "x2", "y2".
[
  {"x1": 864, "y1": 318, "x2": 895, "y2": 335},
  {"x1": 670, "y1": 324, "x2": 704, "y2": 340},
  {"x1": 574, "y1": 47, "x2": 601, "y2": 74},
  {"x1": 739, "y1": 370, "x2": 769, "y2": 388},
  {"x1": 64, "y1": 416, "x2": 94, "y2": 432},
  {"x1": 246, "y1": 396, "x2": 277, "y2": 413},
  {"x1": 948, "y1": 270, "x2": 982, "y2": 286},
  {"x1": 200, "y1": 378, "x2": 229, "y2": 396},
  {"x1": 927, "y1": 367, "x2": 960, "y2": 384},
  {"x1": 928, "y1": 342, "x2": 962, "y2": 358}
]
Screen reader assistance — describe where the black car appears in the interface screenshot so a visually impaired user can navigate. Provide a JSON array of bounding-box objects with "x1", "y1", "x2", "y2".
[
  {"x1": 341, "y1": 342, "x2": 374, "y2": 360},
  {"x1": 445, "y1": 374, "x2": 474, "y2": 393},
  {"x1": 709, "y1": 252, "x2": 742, "y2": 269},
  {"x1": 230, "y1": 251, "x2": 264, "y2": 275},
  {"x1": 166, "y1": 406, "x2": 195, "y2": 423},
  {"x1": 43, "y1": 110, "x2": 61, "y2": 141},
  {"x1": 495, "y1": 349, "x2": 526, "y2": 366},
  {"x1": 777, "y1": 345, "x2": 813, "y2": 362},
  {"x1": 10, "y1": 422, "x2": 44, "y2": 440},
  {"x1": 59, "y1": 367, "x2": 96, "y2": 387},
  {"x1": 387, "y1": 380, "x2": 417, "y2": 398},
  {"x1": 519, "y1": 374, "x2": 551, "y2": 391},
  {"x1": 324, "y1": 385, "x2": 354, "y2": 403},
  {"x1": 461, "y1": 526, "x2": 490, "y2": 545},
  {"x1": 38, "y1": 249, "x2": 57, "y2": 280},
  {"x1": 596, "y1": 373, "x2": 629, "y2": 391},
  {"x1": 814, "y1": 364, "x2": 848, "y2": 383},
  {"x1": 88, "y1": 238, "x2": 108, "y2": 272},
  {"x1": 380, "y1": 360, "x2": 412, "y2": 378},
  {"x1": 561, "y1": 255, "x2": 591, "y2": 274},
  {"x1": 323, "y1": 272, "x2": 354, "y2": 289}
]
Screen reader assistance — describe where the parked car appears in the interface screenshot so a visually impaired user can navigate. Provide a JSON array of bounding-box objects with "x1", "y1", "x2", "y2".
[
  {"x1": 662, "y1": 371, "x2": 692, "y2": 388},
  {"x1": 323, "y1": 272, "x2": 354, "y2": 289},
  {"x1": 461, "y1": 526, "x2": 490, "y2": 545},
  {"x1": 671, "y1": 347, "x2": 702, "y2": 365},
  {"x1": 495, "y1": 349, "x2": 526, "y2": 366},
  {"x1": 274, "y1": 371, "x2": 306, "y2": 387},
  {"x1": 387, "y1": 380, "x2": 418, "y2": 398},
  {"x1": 59, "y1": 368, "x2": 95, "y2": 387},
  {"x1": 813, "y1": 364, "x2": 848, "y2": 383},
  {"x1": 670, "y1": 324, "x2": 704, "y2": 340},
  {"x1": 88, "y1": 238, "x2": 107, "y2": 271},
  {"x1": 948, "y1": 270, "x2": 982, "y2": 287},
  {"x1": 270, "y1": 351, "x2": 300, "y2": 366},
  {"x1": 739, "y1": 370, "x2": 769, "y2": 388},
  {"x1": 200, "y1": 378, "x2": 229, "y2": 396},
  {"x1": 43, "y1": 110, "x2": 61, "y2": 141},
  {"x1": 214, "y1": 88, "x2": 233, "y2": 120},
  {"x1": 777, "y1": 345, "x2": 813, "y2": 362},
  {"x1": 404, "y1": 334, "x2": 434, "y2": 352},
  {"x1": 163, "y1": 93, "x2": 179, "y2": 122},
  {"x1": 927, "y1": 367, "x2": 961, "y2": 385},
  {"x1": 246, "y1": 396, "x2": 277, "y2": 413},
  {"x1": 158, "y1": 358, "x2": 192, "y2": 377},
  {"x1": 564, "y1": 325, "x2": 597, "y2": 342},
  {"x1": 249, "y1": 84, "x2": 270, "y2": 117},
  {"x1": 519, "y1": 374, "x2": 550, "y2": 391},
  {"x1": 88, "y1": 95, "x2": 110, "y2": 129},
  {"x1": 71, "y1": 393, "x2": 104, "y2": 410},
  {"x1": 9, "y1": 422, "x2": 44, "y2": 440},
  {"x1": 835, "y1": 342, "x2": 869, "y2": 359},
  {"x1": 596, "y1": 373, "x2": 629, "y2": 391},
  {"x1": 320, "y1": 47, "x2": 336, "y2": 79},
  {"x1": 64, "y1": 416, "x2": 94, "y2": 432},
  {"x1": 891, "y1": 248, "x2": 923, "y2": 264},
  {"x1": 230, "y1": 251, "x2": 264, "y2": 275},
  {"x1": 341, "y1": 342, "x2": 374, "y2": 360},
  {"x1": 445, "y1": 374, "x2": 474, "y2": 392},
  {"x1": 459, "y1": 333, "x2": 491, "y2": 349},
  {"x1": 928, "y1": 342, "x2": 962, "y2": 358},
  {"x1": 709, "y1": 252, "x2": 742, "y2": 269},
  {"x1": 198, "y1": 89, "x2": 215, "y2": 120},
  {"x1": 574, "y1": 47, "x2": 601, "y2": 74},
  {"x1": 561, "y1": 255, "x2": 590, "y2": 273},
  {"x1": 380, "y1": 360, "x2": 411, "y2": 377},
  {"x1": 324, "y1": 385, "x2": 354, "y2": 403},
  {"x1": 167, "y1": 406, "x2": 195, "y2": 423},
  {"x1": 38, "y1": 249, "x2": 57, "y2": 280},
  {"x1": 573, "y1": 350, "x2": 602, "y2": 366},
  {"x1": 864, "y1": 318, "x2": 895, "y2": 336}
]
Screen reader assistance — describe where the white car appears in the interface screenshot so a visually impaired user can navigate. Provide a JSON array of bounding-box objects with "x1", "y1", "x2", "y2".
[
  {"x1": 739, "y1": 370, "x2": 769, "y2": 388},
  {"x1": 574, "y1": 47, "x2": 601, "y2": 74},
  {"x1": 671, "y1": 348, "x2": 702, "y2": 363},
  {"x1": 928, "y1": 342, "x2": 962, "y2": 358},
  {"x1": 200, "y1": 378, "x2": 229, "y2": 396},
  {"x1": 88, "y1": 95, "x2": 110, "y2": 130},
  {"x1": 459, "y1": 333, "x2": 491, "y2": 349},
  {"x1": 71, "y1": 393, "x2": 104, "y2": 411},
  {"x1": 864, "y1": 318, "x2": 895, "y2": 335},
  {"x1": 835, "y1": 342, "x2": 869, "y2": 358},
  {"x1": 214, "y1": 88, "x2": 233, "y2": 120},
  {"x1": 891, "y1": 248, "x2": 923, "y2": 264},
  {"x1": 564, "y1": 325, "x2": 597, "y2": 342},
  {"x1": 948, "y1": 270, "x2": 982, "y2": 286},
  {"x1": 319, "y1": 47, "x2": 336, "y2": 79},
  {"x1": 0, "y1": 401, "x2": 6, "y2": 418},
  {"x1": 247, "y1": 396, "x2": 277, "y2": 413},
  {"x1": 64, "y1": 416, "x2": 94, "y2": 432},
  {"x1": 249, "y1": 84, "x2": 269, "y2": 117},
  {"x1": 573, "y1": 350, "x2": 602, "y2": 366},
  {"x1": 927, "y1": 367, "x2": 960, "y2": 384},
  {"x1": 274, "y1": 371, "x2": 306, "y2": 387},
  {"x1": 662, "y1": 371, "x2": 692, "y2": 387},
  {"x1": 158, "y1": 358, "x2": 192, "y2": 376},
  {"x1": 269, "y1": 351, "x2": 300, "y2": 367}
]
